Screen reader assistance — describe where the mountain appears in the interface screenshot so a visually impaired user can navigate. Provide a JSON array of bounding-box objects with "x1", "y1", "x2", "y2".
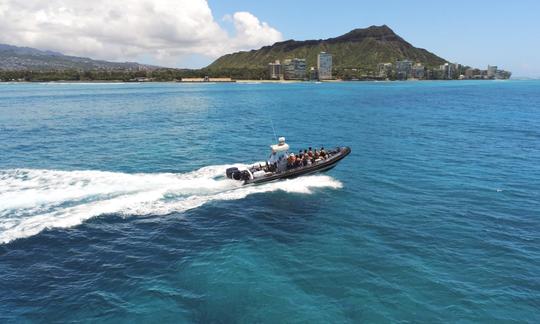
[
  {"x1": 0, "y1": 44, "x2": 158, "y2": 71},
  {"x1": 207, "y1": 25, "x2": 447, "y2": 71}
]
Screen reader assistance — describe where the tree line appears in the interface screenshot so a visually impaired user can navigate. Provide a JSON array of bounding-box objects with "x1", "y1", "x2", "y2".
[{"x1": 0, "y1": 68, "x2": 270, "y2": 82}]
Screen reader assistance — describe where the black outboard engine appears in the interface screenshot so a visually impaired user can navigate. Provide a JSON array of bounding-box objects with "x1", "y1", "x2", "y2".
[
  {"x1": 226, "y1": 167, "x2": 239, "y2": 179},
  {"x1": 226, "y1": 167, "x2": 251, "y2": 181},
  {"x1": 232, "y1": 171, "x2": 243, "y2": 180}
]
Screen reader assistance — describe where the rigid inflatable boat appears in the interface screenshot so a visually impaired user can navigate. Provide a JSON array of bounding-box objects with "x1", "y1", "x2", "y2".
[{"x1": 226, "y1": 137, "x2": 351, "y2": 185}]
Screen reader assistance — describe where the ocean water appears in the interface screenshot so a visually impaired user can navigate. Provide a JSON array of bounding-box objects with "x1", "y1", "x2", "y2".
[{"x1": 0, "y1": 81, "x2": 539, "y2": 323}]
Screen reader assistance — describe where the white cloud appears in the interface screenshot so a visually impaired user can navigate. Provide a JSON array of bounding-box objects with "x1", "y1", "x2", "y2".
[
  {"x1": 230, "y1": 12, "x2": 283, "y2": 50},
  {"x1": 0, "y1": 0, "x2": 282, "y2": 67}
]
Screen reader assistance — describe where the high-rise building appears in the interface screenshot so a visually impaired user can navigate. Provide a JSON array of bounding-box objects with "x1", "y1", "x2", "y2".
[
  {"x1": 377, "y1": 63, "x2": 393, "y2": 78},
  {"x1": 439, "y1": 63, "x2": 458, "y2": 79},
  {"x1": 396, "y1": 60, "x2": 413, "y2": 80},
  {"x1": 283, "y1": 58, "x2": 306, "y2": 80},
  {"x1": 487, "y1": 65, "x2": 498, "y2": 78},
  {"x1": 412, "y1": 63, "x2": 425, "y2": 79},
  {"x1": 317, "y1": 52, "x2": 332, "y2": 80},
  {"x1": 268, "y1": 60, "x2": 282, "y2": 80}
]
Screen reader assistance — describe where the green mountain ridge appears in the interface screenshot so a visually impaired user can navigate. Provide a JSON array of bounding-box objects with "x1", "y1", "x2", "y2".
[
  {"x1": 0, "y1": 43, "x2": 159, "y2": 71},
  {"x1": 207, "y1": 25, "x2": 447, "y2": 72}
]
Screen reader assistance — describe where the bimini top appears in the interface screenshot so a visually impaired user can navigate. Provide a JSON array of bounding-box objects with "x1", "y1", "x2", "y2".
[{"x1": 270, "y1": 137, "x2": 289, "y2": 152}]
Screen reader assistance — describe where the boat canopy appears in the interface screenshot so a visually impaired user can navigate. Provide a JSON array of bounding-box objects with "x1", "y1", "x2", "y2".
[{"x1": 270, "y1": 137, "x2": 289, "y2": 152}]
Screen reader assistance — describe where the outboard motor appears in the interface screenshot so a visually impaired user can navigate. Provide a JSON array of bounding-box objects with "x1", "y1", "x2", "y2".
[
  {"x1": 232, "y1": 170, "x2": 251, "y2": 181},
  {"x1": 226, "y1": 167, "x2": 239, "y2": 179},
  {"x1": 227, "y1": 167, "x2": 251, "y2": 181},
  {"x1": 232, "y1": 171, "x2": 243, "y2": 180}
]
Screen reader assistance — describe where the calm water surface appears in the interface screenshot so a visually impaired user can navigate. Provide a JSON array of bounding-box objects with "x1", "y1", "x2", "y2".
[{"x1": 1, "y1": 81, "x2": 539, "y2": 322}]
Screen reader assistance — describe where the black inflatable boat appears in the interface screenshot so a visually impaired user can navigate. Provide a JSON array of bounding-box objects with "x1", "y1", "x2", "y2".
[{"x1": 225, "y1": 137, "x2": 350, "y2": 185}]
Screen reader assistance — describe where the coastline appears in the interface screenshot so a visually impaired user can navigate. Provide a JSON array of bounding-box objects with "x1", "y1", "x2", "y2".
[
  {"x1": 0, "y1": 78, "x2": 521, "y2": 84},
  {"x1": 1, "y1": 79, "x2": 516, "y2": 84}
]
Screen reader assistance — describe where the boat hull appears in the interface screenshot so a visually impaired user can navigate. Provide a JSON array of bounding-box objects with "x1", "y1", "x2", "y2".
[{"x1": 244, "y1": 146, "x2": 351, "y2": 185}]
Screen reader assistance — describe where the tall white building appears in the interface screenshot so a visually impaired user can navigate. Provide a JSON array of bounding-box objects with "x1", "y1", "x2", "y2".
[
  {"x1": 268, "y1": 60, "x2": 282, "y2": 80},
  {"x1": 317, "y1": 52, "x2": 332, "y2": 80}
]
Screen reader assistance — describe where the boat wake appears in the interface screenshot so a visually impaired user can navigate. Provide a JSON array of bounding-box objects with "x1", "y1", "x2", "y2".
[{"x1": 0, "y1": 165, "x2": 342, "y2": 244}]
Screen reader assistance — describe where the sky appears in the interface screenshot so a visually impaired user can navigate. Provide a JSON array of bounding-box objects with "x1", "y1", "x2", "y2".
[{"x1": 1, "y1": 0, "x2": 538, "y2": 76}]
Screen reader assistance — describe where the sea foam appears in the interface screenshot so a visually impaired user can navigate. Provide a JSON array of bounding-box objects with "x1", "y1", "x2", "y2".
[{"x1": 0, "y1": 166, "x2": 342, "y2": 244}]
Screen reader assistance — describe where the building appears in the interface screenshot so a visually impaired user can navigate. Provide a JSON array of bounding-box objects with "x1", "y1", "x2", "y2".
[
  {"x1": 377, "y1": 63, "x2": 393, "y2": 78},
  {"x1": 396, "y1": 60, "x2": 413, "y2": 80},
  {"x1": 309, "y1": 67, "x2": 318, "y2": 80},
  {"x1": 439, "y1": 63, "x2": 449, "y2": 79},
  {"x1": 453, "y1": 63, "x2": 461, "y2": 77},
  {"x1": 495, "y1": 69, "x2": 512, "y2": 79},
  {"x1": 412, "y1": 63, "x2": 425, "y2": 79},
  {"x1": 268, "y1": 60, "x2": 282, "y2": 80},
  {"x1": 439, "y1": 63, "x2": 459, "y2": 79},
  {"x1": 464, "y1": 68, "x2": 475, "y2": 79},
  {"x1": 283, "y1": 58, "x2": 306, "y2": 80},
  {"x1": 487, "y1": 65, "x2": 498, "y2": 78},
  {"x1": 317, "y1": 52, "x2": 332, "y2": 80}
]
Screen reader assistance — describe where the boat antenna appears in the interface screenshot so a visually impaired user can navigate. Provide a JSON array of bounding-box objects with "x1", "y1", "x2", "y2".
[{"x1": 270, "y1": 117, "x2": 278, "y2": 143}]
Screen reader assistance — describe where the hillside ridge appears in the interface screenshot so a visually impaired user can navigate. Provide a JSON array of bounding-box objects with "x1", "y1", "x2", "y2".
[{"x1": 208, "y1": 25, "x2": 446, "y2": 71}]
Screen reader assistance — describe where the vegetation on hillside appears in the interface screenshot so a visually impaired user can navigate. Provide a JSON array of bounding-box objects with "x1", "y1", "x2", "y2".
[{"x1": 207, "y1": 25, "x2": 446, "y2": 72}]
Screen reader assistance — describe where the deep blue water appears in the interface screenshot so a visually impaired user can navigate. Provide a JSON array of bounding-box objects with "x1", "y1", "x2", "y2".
[{"x1": 1, "y1": 81, "x2": 539, "y2": 323}]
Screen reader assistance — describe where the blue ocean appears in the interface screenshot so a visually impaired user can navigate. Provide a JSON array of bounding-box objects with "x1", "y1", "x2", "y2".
[{"x1": 1, "y1": 81, "x2": 539, "y2": 323}]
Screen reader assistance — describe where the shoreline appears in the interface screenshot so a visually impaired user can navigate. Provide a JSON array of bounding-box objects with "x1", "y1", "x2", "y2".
[{"x1": 0, "y1": 78, "x2": 517, "y2": 84}]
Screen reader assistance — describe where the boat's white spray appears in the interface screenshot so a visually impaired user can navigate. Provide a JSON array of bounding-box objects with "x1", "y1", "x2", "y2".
[{"x1": 0, "y1": 166, "x2": 342, "y2": 244}]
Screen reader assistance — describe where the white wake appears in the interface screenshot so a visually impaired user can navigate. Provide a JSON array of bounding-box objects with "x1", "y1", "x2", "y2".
[{"x1": 0, "y1": 165, "x2": 342, "y2": 244}]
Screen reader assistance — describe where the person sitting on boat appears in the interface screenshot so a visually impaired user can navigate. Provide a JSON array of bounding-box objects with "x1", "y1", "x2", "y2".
[
  {"x1": 314, "y1": 149, "x2": 320, "y2": 160},
  {"x1": 302, "y1": 154, "x2": 309, "y2": 166},
  {"x1": 308, "y1": 147, "x2": 313, "y2": 158},
  {"x1": 320, "y1": 147, "x2": 327, "y2": 159},
  {"x1": 287, "y1": 153, "x2": 296, "y2": 168},
  {"x1": 294, "y1": 156, "x2": 302, "y2": 168}
]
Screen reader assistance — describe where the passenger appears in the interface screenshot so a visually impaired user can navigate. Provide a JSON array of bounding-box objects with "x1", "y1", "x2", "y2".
[
  {"x1": 308, "y1": 147, "x2": 313, "y2": 158},
  {"x1": 287, "y1": 153, "x2": 295, "y2": 168},
  {"x1": 314, "y1": 149, "x2": 320, "y2": 159},
  {"x1": 302, "y1": 155, "x2": 307, "y2": 166},
  {"x1": 294, "y1": 156, "x2": 302, "y2": 168},
  {"x1": 320, "y1": 147, "x2": 327, "y2": 159}
]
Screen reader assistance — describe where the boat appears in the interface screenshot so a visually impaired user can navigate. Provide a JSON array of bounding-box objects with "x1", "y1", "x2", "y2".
[{"x1": 226, "y1": 137, "x2": 351, "y2": 185}]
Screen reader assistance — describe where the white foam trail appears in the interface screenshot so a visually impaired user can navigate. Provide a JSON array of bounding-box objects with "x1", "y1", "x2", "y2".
[{"x1": 0, "y1": 166, "x2": 342, "y2": 244}]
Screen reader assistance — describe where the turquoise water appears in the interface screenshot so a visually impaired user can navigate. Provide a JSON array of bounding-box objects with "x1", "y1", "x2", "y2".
[{"x1": 1, "y1": 81, "x2": 539, "y2": 322}]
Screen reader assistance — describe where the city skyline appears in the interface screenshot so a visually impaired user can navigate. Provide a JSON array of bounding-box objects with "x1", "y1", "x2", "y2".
[{"x1": 0, "y1": 0, "x2": 538, "y2": 77}]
